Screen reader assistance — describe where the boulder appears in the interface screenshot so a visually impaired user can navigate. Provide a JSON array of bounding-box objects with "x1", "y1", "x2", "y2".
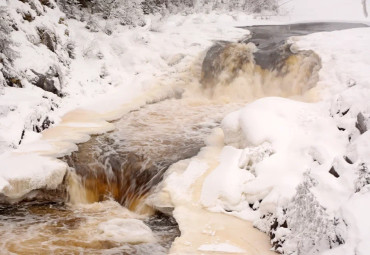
[{"x1": 30, "y1": 68, "x2": 62, "y2": 96}]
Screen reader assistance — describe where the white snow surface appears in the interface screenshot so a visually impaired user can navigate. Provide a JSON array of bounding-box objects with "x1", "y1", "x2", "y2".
[
  {"x1": 0, "y1": 152, "x2": 67, "y2": 200},
  {"x1": 280, "y1": 0, "x2": 370, "y2": 23},
  {"x1": 204, "y1": 98, "x2": 348, "y2": 215}
]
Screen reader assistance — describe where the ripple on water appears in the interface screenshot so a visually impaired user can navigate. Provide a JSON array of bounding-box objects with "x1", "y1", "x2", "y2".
[{"x1": 0, "y1": 201, "x2": 180, "y2": 254}]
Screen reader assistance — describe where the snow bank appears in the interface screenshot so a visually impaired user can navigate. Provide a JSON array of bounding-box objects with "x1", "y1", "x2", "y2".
[
  {"x1": 280, "y1": 0, "x2": 370, "y2": 23},
  {"x1": 151, "y1": 129, "x2": 275, "y2": 254},
  {"x1": 0, "y1": 152, "x2": 67, "y2": 201},
  {"x1": 202, "y1": 97, "x2": 347, "y2": 218},
  {"x1": 196, "y1": 26, "x2": 370, "y2": 255}
]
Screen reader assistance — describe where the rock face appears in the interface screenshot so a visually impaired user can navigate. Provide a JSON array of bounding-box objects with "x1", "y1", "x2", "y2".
[
  {"x1": 38, "y1": 28, "x2": 57, "y2": 52},
  {"x1": 31, "y1": 68, "x2": 62, "y2": 96},
  {"x1": 356, "y1": 112, "x2": 368, "y2": 134}
]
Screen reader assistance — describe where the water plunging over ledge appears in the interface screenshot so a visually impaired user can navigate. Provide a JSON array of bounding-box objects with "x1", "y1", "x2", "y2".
[{"x1": 0, "y1": 22, "x2": 367, "y2": 254}]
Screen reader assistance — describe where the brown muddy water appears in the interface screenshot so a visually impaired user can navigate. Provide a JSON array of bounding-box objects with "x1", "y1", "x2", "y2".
[{"x1": 0, "y1": 22, "x2": 367, "y2": 255}]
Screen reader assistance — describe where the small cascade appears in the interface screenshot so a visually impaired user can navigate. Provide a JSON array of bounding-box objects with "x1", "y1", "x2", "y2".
[{"x1": 64, "y1": 98, "x2": 239, "y2": 211}]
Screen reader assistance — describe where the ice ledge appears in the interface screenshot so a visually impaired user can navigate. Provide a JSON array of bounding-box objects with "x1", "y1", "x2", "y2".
[{"x1": 0, "y1": 152, "x2": 67, "y2": 202}]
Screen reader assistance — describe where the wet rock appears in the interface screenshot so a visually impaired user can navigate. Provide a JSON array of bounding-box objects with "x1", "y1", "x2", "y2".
[
  {"x1": 356, "y1": 112, "x2": 368, "y2": 134},
  {"x1": 201, "y1": 42, "x2": 254, "y2": 88}
]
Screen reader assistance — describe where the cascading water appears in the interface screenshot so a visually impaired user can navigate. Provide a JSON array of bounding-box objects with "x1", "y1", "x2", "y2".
[
  {"x1": 0, "y1": 22, "x2": 366, "y2": 255},
  {"x1": 64, "y1": 99, "x2": 240, "y2": 210}
]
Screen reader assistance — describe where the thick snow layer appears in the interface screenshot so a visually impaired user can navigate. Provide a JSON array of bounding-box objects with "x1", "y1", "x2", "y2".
[
  {"x1": 0, "y1": 152, "x2": 67, "y2": 200},
  {"x1": 196, "y1": 27, "x2": 370, "y2": 255},
  {"x1": 279, "y1": 0, "x2": 370, "y2": 22},
  {"x1": 154, "y1": 129, "x2": 275, "y2": 254},
  {"x1": 166, "y1": 159, "x2": 208, "y2": 202},
  {"x1": 0, "y1": 86, "x2": 58, "y2": 153},
  {"x1": 218, "y1": 98, "x2": 347, "y2": 212},
  {"x1": 201, "y1": 145, "x2": 256, "y2": 211}
]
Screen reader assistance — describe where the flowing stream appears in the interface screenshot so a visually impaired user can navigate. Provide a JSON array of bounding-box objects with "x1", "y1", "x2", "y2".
[{"x1": 0, "y1": 22, "x2": 367, "y2": 255}]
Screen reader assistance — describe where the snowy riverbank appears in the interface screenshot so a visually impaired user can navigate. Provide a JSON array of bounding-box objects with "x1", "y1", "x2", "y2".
[{"x1": 156, "y1": 26, "x2": 370, "y2": 255}]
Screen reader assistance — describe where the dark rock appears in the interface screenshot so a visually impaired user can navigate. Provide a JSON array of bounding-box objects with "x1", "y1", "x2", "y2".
[
  {"x1": 29, "y1": 1, "x2": 43, "y2": 16},
  {"x1": 344, "y1": 156, "x2": 353, "y2": 165},
  {"x1": 39, "y1": 0, "x2": 53, "y2": 8},
  {"x1": 18, "y1": 129, "x2": 25, "y2": 145},
  {"x1": 356, "y1": 112, "x2": 368, "y2": 134},
  {"x1": 200, "y1": 41, "x2": 252, "y2": 88},
  {"x1": 38, "y1": 28, "x2": 57, "y2": 52},
  {"x1": 341, "y1": 108, "x2": 350, "y2": 116},
  {"x1": 31, "y1": 69, "x2": 60, "y2": 96},
  {"x1": 33, "y1": 117, "x2": 54, "y2": 133},
  {"x1": 6, "y1": 77, "x2": 22, "y2": 87},
  {"x1": 22, "y1": 12, "x2": 35, "y2": 22},
  {"x1": 66, "y1": 41, "x2": 75, "y2": 59},
  {"x1": 41, "y1": 116, "x2": 53, "y2": 130},
  {"x1": 270, "y1": 217, "x2": 279, "y2": 232},
  {"x1": 141, "y1": 0, "x2": 166, "y2": 15},
  {"x1": 329, "y1": 166, "x2": 340, "y2": 178},
  {"x1": 281, "y1": 220, "x2": 288, "y2": 228}
]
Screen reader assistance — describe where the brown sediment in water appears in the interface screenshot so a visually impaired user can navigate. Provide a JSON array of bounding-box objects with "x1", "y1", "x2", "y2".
[
  {"x1": 2, "y1": 22, "x2": 362, "y2": 255},
  {"x1": 200, "y1": 41, "x2": 321, "y2": 100},
  {"x1": 63, "y1": 99, "x2": 239, "y2": 211},
  {"x1": 0, "y1": 200, "x2": 179, "y2": 254}
]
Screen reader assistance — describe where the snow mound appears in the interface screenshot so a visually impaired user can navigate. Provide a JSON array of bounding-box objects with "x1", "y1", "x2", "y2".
[
  {"x1": 166, "y1": 159, "x2": 208, "y2": 202},
  {"x1": 0, "y1": 152, "x2": 67, "y2": 200},
  {"x1": 217, "y1": 97, "x2": 347, "y2": 212},
  {"x1": 97, "y1": 218, "x2": 154, "y2": 244}
]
